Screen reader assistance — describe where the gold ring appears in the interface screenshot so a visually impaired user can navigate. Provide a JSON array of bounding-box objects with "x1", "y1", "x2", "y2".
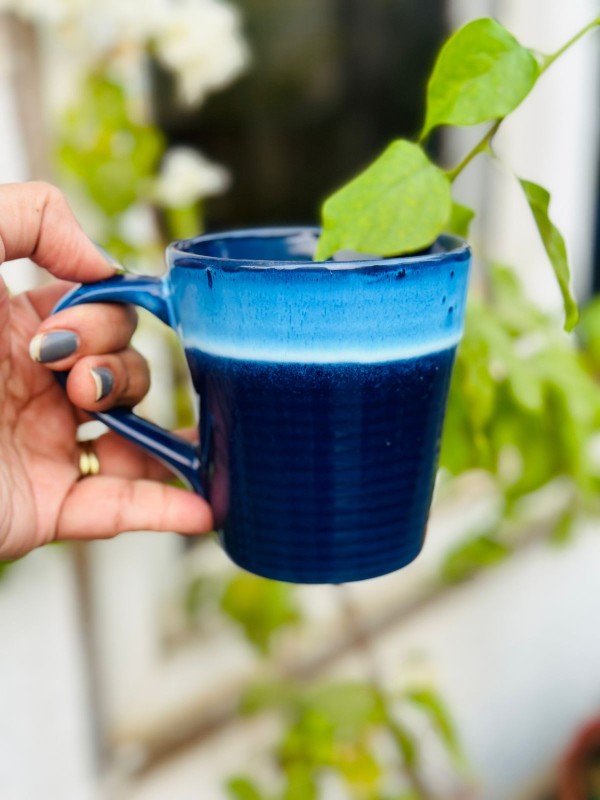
[{"x1": 78, "y1": 440, "x2": 101, "y2": 479}]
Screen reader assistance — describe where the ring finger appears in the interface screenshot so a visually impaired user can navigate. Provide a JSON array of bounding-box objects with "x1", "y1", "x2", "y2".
[{"x1": 66, "y1": 348, "x2": 150, "y2": 412}]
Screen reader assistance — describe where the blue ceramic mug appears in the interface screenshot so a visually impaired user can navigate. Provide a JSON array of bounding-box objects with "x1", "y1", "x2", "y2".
[{"x1": 54, "y1": 228, "x2": 470, "y2": 583}]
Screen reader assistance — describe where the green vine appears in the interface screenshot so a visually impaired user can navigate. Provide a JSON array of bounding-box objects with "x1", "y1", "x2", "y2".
[{"x1": 316, "y1": 16, "x2": 600, "y2": 332}]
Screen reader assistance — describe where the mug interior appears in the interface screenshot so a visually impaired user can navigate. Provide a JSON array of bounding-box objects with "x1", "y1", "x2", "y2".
[{"x1": 169, "y1": 227, "x2": 468, "y2": 269}]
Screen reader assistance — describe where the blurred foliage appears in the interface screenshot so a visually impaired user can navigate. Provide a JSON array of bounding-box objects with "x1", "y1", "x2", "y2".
[
  {"x1": 58, "y1": 74, "x2": 164, "y2": 215},
  {"x1": 437, "y1": 265, "x2": 600, "y2": 583},
  {"x1": 56, "y1": 73, "x2": 167, "y2": 264},
  {"x1": 220, "y1": 573, "x2": 302, "y2": 654},
  {"x1": 227, "y1": 679, "x2": 467, "y2": 799},
  {"x1": 442, "y1": 267, "x2": 600, "y2": 507},
  {"x1": 440, "y1": 534, "x2": 511, "y2": 585}
]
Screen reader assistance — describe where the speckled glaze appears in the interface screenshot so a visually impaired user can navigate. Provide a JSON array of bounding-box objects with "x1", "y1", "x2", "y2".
[{"x1": 54, "y1": 228, "x2": 470, "y2": 583}]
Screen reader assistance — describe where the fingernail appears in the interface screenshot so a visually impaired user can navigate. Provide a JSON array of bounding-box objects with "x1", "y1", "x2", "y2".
[
  {"x1": 90, "y1": 367, "x2": 114, "y2": 402},
  {"x1": 93, "y1": 242, "x2": 126, "y2": 273},
  {"x1": 29, "y1": 330, "x2": 79, "y2": 363}
]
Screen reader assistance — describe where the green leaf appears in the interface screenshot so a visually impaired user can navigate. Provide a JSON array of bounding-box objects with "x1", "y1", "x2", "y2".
[
  {"x1": 332, "y1": 742, "x2": 381, "y2": 789},
  {"x1": 446, "y1": 202, "x2": 475, "y2": 238},
  {"x1": 519, "y1": 179, "x2": 579, "y2": 331},
  {"x1": 240, "y1": 680, "x2": 300, "y2": 716},
  {"x1": 307, "y1": 683, "x2": 384, "y2": 737},
  {"x1": 283, "y1": 763, "x2": 317, "y2": 800},
  {"x1": 316, "y1": 140, "x2": 451, "y2": 260},
  {"x1": 422, "y1": 18, "x2": 539, "y2": 137},
  {"x1": 440, "y1": 535, "x2": 510, "y2": 584},
  {"x1": 220, "y1": 574, "x2": 301, "y2": 654},
  {"x1": 404, "y1": 689, "x2": 464, "y2": 768},
  {"x1": 579, "y1": 297, "x2": 600, "y2": 372},
  {"x1": 550, "y1": 504, "x2": 577, "y2": 546},
  {"x1": 164, "y1": 203, "x2": 203, "y2": 240},
  {"x1": 226, "y1": 776, "x2": 265, "y2": 800}
]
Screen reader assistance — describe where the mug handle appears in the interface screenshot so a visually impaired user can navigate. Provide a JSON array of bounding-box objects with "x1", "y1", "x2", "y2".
[{"x1": 52, "y1": 275, "x2": 205, "y2": 496}]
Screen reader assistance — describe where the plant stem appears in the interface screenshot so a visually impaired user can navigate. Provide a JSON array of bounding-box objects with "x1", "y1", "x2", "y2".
[
  {"x1": 445, "y1": 119, "x2": 500, "y2": 182},
  {"x1": 540, "y1": 16, "x2": 600, "y2": 74},
  {"x1": 336, "y1": 585, "x2": 437, "y2": 800}
]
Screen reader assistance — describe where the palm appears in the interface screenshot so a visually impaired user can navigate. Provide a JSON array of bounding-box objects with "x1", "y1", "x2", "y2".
[{"x1": 0, "y1": 288, "x2": 80, "y2": 557}]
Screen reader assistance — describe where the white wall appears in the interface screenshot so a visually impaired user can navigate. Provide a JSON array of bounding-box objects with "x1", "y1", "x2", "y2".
[{"x1": 0, "y1": 20, "x2": 99, "y2": 800}]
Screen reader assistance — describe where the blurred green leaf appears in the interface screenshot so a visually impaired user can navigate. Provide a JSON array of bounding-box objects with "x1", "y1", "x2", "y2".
[
  {"x1": 57, "y1": 74, "x2": 164, "y2": 217},
  {"x1": 282, "y1": 763, "x2": 318, "y2": 800},
  {"x1": 165, "y1": 203, "x2": 203, "y2": 240},
  {"x1": 579, "y1": 297, "x2": 600, "y2": 372},
  {"x1": 332, "y1": 741, "x2": 380, "y2": 790},
  {"x1": 440, "y1": 535, "x2": 511, "y2": 584},
  {"x1": 221, "y1": 573, "x2": 301, "y2": 654},
  {"x1": 550, "y1": 504, "x2": 577, "y2": 546},
  {"x1": 422, "y1": 18, "x2": 539, "y2": 137},
  {"x1": 226, "y1": 777, "x2": 265, "y2": 800},
  {"x1": 446, "y1": 202, "x2": 475, "y2": 238},
  {"x1": 404, "y1": 689, "x2": 464, "y2": 768},
  {"x1": 280, "y1": 708, "x2": 335, "y2": 767},
  {"x1": 316, "y1": 140, "x2": 451, "y2": 260},
  {"x1": 241, "y1": 680, "x2": 301, "y2": 716},
  {"x1": 519, "y1": 179, "x2": 579, "y2": 331},
  {"x1": 307, "y1": 683, "x2": 385, "y2": 738}
]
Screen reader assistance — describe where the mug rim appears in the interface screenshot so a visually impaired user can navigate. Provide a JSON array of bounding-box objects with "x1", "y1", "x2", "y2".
[{"x1": 167, "y1": 226, "x2": 470, "y2": 271}]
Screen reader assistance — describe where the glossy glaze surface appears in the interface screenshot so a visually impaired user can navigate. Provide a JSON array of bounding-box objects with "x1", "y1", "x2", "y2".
[
  {"x1": 190, "y1": 348, "x2": 456, "y2": 583},
  {"x1": 53, "y1": 228, "x2": 471, "y2": 583}
]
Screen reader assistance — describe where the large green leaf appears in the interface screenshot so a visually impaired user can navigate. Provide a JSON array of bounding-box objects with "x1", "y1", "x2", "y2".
[
  {"x1": 519, "y1": 179, "x2": 579, "y2": 331},
  {"x1": 422, "y1": 18, "x2": 539, "y2": 137},
  {"x1": 315, "y1": 140, "x2": 451, "y2": 260}
]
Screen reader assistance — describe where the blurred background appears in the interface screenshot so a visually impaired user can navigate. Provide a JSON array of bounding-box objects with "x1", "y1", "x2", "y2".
[{"x1": 0, "y1": 0, "x2": 600, "y2": 798}]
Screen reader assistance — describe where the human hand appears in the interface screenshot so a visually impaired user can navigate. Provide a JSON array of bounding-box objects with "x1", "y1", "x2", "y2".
[{"x1": 0, "y1": 182, "x2": 213, "y2": 560}]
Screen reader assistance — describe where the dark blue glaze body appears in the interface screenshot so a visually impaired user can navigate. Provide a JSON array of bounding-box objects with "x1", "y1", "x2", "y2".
[
  {"x1": 189, "y1": 349, "x2": 456, "y2": 583},
  {"x1": 52, "y1": 227, "x2": 471, "y2": 583}
]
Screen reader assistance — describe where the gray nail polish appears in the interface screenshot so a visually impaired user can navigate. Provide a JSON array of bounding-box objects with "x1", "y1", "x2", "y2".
[
  {"x1": 90, "y1": 367, "x2": 114, "y2": 402},
  {"x1": 29, "y1": 330, "x2": 79, "y2": 363},
  {"x1": 93, "y1": 242, "x2": 126, "y2": 272}
]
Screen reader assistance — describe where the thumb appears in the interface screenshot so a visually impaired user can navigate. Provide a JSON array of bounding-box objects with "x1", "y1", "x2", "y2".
[{"x1": 0, "y1": 181, "x2": 117, "y2": 283}]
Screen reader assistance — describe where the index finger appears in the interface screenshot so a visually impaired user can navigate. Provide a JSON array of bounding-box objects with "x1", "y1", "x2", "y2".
[{"x1": 0, "y1": 181, "x2": 116, "y2": 282}]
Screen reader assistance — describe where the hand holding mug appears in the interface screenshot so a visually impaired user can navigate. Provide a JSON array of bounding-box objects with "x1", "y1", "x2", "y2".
[{"x1": 0, "y1": 182, "x2": 212, "y2": 560}]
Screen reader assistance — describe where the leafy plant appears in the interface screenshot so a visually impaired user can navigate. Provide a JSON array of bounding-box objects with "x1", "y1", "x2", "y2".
[
  {"x1": 227, "y1": 679, "x2": 467, "y2": 800},
  {"x1": 438, "y1": 265, "x2": 600, "y2": 582},
  {"x1": 316, "y1": 15, "x2": 600, "y2": 331}
]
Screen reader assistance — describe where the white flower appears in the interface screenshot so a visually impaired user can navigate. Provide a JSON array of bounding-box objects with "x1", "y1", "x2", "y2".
[
  {"x1": 154, "y1": 146, "x2": 230, "y2": 207},
  {"x1": 154, "y1": 0, "x2": 249, "y2": 106}
]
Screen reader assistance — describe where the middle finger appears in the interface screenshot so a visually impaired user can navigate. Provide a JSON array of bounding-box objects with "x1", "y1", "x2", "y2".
[{"x1": 29, "y1": 302, "x2": 138, "y2": 368}]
